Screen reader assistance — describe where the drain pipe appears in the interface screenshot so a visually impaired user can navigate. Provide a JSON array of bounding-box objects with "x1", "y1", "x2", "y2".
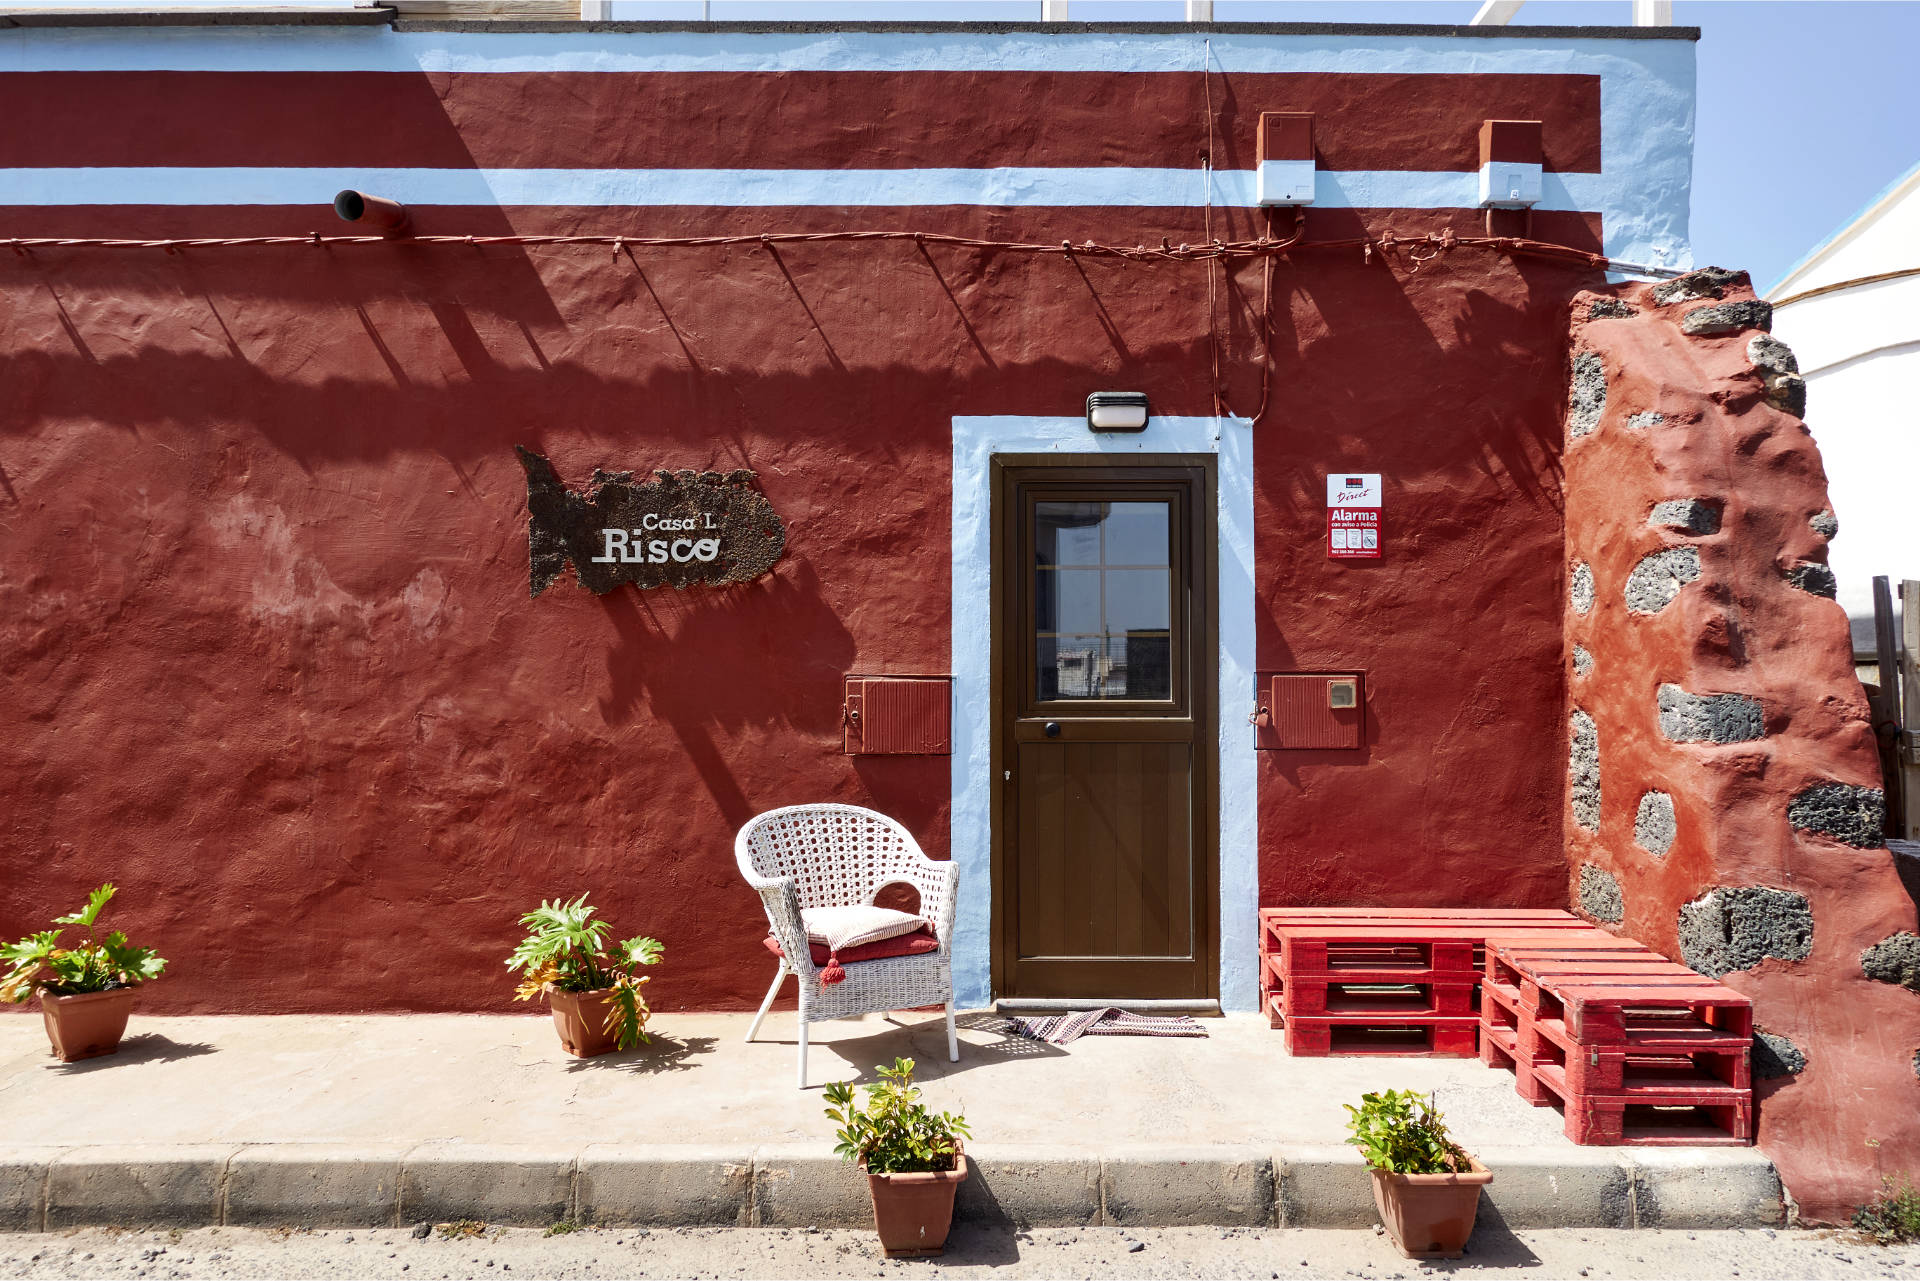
[{"x1": 333, "y1": 190, "x2": 410, "y2": 234}]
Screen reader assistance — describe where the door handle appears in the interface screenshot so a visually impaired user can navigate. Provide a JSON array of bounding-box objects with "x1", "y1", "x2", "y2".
[{"x1": 1044, "y1": 721, "x2": 1062, "y2": 738}]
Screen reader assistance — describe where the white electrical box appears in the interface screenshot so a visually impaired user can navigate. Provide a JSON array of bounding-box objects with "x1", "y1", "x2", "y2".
[
  {"x1": 1258, "y1": 158, "x2": 1317, "y2": 207},
  {"x1": 1478, "y1": 161, "x2": 1543, "y2": 209}
]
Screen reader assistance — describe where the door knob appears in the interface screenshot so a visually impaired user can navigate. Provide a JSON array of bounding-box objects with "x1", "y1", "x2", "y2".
[{"x1": 1044, "y1": 722, "x2": 1062, "y2": 738}]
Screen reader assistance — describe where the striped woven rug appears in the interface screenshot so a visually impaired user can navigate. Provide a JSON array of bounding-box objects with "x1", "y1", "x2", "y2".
[{"x1": 1008, "y1": 1007, "x2": 1208, "y2": 1046}]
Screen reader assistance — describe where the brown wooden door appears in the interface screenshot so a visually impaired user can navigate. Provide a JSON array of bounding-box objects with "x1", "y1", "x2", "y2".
[{"x1": 993, "y1": 462, "x2": 1216, "y2": 1001}]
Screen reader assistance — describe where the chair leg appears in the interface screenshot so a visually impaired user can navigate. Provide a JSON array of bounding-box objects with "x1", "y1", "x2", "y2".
[
  {"x1": 746, "y1": 963, "x2": 787, "y2": 1043},
  {"x1": 797, "y1": 1016, "x2": 809, "y2": 1089},
  {"x1": 945, "y1": 1000, "x2": 959, "y2": 1062}
]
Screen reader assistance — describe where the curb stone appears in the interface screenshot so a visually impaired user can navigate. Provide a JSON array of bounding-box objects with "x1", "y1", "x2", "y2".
[
  {"x1": 397, "y1": 1144, "x2": 573, "y2": 1228},
  {"x1": 1101, "y1": 1146, "x2": 1273, "y2": 1227},
  {"x1": 1275, "y1": 1145, "x2": 1377, "y2": 1227},
  {"x1": 748, "y1": 1143, "x2": 868, "y2": 1227},
  {"x1": 0, "y1": 1141, "x2": 1784, "y2": 1232},
  {"x1": 1629, "y1": 1147, "x2": 1787, "y2": 1228},
  {"x1": 1473, "y1": 1147, "x2": 1634, "y2": 1229},
  {"x1": 46, "y1": 1145, "x2": 237, "y2": 1229},
  {"x1": 0, "y1": 1149, "x2": 64, "y2": 1233},
  {"x1": 224, "y1": 1144, "x2": 409, "y2": 1228},
  {"x1": 576, "y1": 1145, "x2": 752, "y2": 1227},
  {"x1": 955, "y1": 1144, "x2": 1101, "y2": 1229}
]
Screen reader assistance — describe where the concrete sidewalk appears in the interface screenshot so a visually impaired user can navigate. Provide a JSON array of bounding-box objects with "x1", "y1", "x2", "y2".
[{"x1": 0, "y1": 1011, "x2": 1783, "y2": 1233}]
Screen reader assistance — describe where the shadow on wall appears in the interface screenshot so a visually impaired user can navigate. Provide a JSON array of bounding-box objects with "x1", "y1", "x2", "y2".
[
  {"x1": 1895, "y1": 844, "x2": 1920, "y2": 915},
  {"x1": 2, "y1": 209, "x2": 1397, "y2": 472},
  {"x1": 595, "y1": 559, "x2": 856, "y2": 830},
  {"x1": 1256, "y1": 246, "x2": 1572, "y2": 521},
  {"x1": 0, "y1": 206, "x2": 1612, "y2": 1014}
]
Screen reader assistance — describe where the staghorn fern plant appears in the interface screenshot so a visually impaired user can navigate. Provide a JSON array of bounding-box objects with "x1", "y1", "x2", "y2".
[
  {"x1": 1, "y1": 883, "x2": 167, "y2": 1004},
  {"x1": 506, "y1": 894, "x2": 663, "y2": 1049}
]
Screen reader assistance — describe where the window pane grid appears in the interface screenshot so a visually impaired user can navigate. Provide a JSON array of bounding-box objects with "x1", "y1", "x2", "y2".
[{"x1": 1033, "y1": 500, "x2": 1173, "y2": 701}]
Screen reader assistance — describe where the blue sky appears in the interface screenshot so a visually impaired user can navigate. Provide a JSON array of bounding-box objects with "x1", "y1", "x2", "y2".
[{"x1": 607, "y1": 0, "x2": 1920, "y2": 290}]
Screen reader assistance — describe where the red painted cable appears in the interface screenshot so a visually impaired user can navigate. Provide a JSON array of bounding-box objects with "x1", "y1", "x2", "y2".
[{"x1": 0, "y1": 226, "x2": 1658, "y2": 277}]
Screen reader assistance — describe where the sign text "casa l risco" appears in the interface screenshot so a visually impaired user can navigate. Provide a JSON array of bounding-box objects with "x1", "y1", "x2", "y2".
[{"x1": 515, "y1": 446, "x2": 788, "y2": 598}]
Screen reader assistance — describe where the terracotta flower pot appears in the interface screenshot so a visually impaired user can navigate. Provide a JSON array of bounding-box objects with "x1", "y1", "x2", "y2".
[
  {"x1": 544, "y1": 984, "x2": 624, "y2": 1058},
  {"x1": 862, "y1": 1149, "x2": 968, "y2": 1258},
  {"x1": 40, "y1": 987, "x2": 139, "y2": 1063},
  {"x1": 1369, "y1": 1158, "x2": 1493, "y2": 1260}
]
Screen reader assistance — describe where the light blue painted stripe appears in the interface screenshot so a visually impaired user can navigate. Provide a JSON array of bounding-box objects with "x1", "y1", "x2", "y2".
[
  {"x1": 0, "y1": 27, "x2": 1692, "y2": 76},
  {"x1": 948, "y1": 415, "x2": 1259, "y2": 1012},
  {"x1": 0, "y1": 165, "x2": 1613, "y2": 212},
  {"x1": 0, "y1": 25, "x2": 1694, "y2": 274}
]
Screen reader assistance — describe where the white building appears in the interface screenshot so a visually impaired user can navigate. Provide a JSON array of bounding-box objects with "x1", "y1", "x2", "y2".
[{"x1": 1769, "y1": 159, "x2": 1920, "y2": 648}]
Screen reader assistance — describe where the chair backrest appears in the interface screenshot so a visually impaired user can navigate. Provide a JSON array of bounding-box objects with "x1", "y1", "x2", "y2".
[{"x1": 735, "y1": 803, "x2": 929, "y2": 911}]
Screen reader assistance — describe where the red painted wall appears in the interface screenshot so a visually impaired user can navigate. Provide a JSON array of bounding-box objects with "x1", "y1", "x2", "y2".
[
  {"x1": 0, "y1": 62, "x2": 1603, "y2": 1014},
  {"x1": 1563, "y1": 275, "x2": 1920, "y2": 1223},
  {"x1": 1253, "y1": 249, "x2": 1577, "y2": 911}
]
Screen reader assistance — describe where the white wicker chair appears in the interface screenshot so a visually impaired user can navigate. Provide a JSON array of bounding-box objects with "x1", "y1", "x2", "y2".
[{"x1": 735, "y1": 803, "x2": 959, "y2": 1088}]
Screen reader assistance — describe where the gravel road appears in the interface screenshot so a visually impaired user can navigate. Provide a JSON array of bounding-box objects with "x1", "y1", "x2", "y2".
[{"x1": 0, "y1": 1224, "x2": 1912, "y2": 1280}]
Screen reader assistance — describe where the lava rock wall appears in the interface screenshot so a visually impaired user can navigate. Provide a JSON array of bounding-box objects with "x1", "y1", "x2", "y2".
[{"x1": 1563, "y1": 268, "x2": 1920, "y2": 1222}]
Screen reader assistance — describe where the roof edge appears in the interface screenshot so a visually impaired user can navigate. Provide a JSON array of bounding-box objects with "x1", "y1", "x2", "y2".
[
  {"x1": 393, "y1": 19, "x2": 1701, "y2": 38},
  {"x1": 0, "y1": 11, "x2": 1701, "y2": 38},
  {"x1": 0, "y1": 7, "x2": 395, "y2": 27},
  {"x1": 1768, "y1": 156, "x2": 1920, "y2": 300}
]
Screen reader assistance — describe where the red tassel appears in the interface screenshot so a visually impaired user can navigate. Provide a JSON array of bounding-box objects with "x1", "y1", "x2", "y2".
[{"x1": 820, "y1": 952, "x2": 847, "y2": 986}]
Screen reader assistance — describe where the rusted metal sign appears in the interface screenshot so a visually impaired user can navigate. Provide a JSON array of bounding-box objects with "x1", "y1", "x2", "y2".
[{"x1": 516, "y1": 446, "x2": 787, "y2": 597}]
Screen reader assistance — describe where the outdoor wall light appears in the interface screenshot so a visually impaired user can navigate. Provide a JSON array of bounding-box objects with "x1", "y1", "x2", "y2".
[
  {"x1": 333, "y1": 189, "x2": 410, "y2": 233},
  {"x1": 1086, "y1": 390, "x2": 1150, "y2": 433}
]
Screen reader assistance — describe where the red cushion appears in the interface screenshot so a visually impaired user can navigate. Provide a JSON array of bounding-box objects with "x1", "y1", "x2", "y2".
[{"x1": 763, "y1": 927, "x2": 939, "y2": 966}]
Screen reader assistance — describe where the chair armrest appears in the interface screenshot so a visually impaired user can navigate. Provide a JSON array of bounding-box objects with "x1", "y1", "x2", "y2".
[
  {"x1": 917, "y1": 858, "x2": 960, "y2": 951},
  {"x1": 742, "y1": 873, "x2": 815, "y2": 978},
  {"x1": 861, "y1": 857, "x2": 959, "y2": 950}
]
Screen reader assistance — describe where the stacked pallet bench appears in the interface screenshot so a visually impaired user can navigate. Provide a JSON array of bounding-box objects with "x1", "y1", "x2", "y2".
[
  {"x1": 1481, "y1": 938, "x2": 1753, "y2": 1146},
  {"x1": 1258, "y1": 908, "x2": 1598, "y2": 1058}
]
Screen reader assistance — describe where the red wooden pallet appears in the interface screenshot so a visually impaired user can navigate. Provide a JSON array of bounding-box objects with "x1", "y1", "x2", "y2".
[
  {"x1": 1264, "y1": 907, "x2": 1585, "y2": 916},
  {"x1": 1479, "y1": 990, "x2": 1555, "y2": 1104},
  {"x1": 1482, "y1": 941, "x2": 1754, "y2": 1146},
  {"x1": 1491, "y1": 943, "x2": 1750, "y2": 1030},
  {"x1": 1281, "y1": 977, "x2": 1477, "y2": 1018},
  {"x1": 1267, "y1": 926, "x2": 1603, "y2": 981},
  {"x1": 1259, "y1": 909, "x2": 1593, "y2": 1056},
  {"x1": 1543, "y1": 980, "x2": 1752, "y2": 1043},
  {"x1": 1484, "y1": 939, "x2": 1666, "y2": 986},
  {"x1": 1532, "y1": 1063, "x2": 1753, "y2": 1146},
  {"x1": 1484, "y1": 1009, "x2": 1751, "y2": 1118},
  {"x1": 1283, "y1": 1009, "x2": 1482, "y2": 1057}
]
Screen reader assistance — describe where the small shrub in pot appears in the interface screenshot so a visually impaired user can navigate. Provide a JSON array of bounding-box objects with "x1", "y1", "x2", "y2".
[
  {"x1": 824, "y1": 1057, "x2": 971, "y2": 1257},
  {"x1": 1345, "y1": 1089, "x2": 1492, "y2": 1260},
  {"x1": 2, "y1": 883, "x2": 168, "y2": 1062},
  {"x1": 507, "y1": 894, "x2": 663, "y2": 1057}
]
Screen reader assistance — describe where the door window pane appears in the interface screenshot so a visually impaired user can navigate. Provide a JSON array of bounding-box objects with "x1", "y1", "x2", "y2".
[{"x1": 1034, "y1": 500, "x2": 1173, "y2": 700}]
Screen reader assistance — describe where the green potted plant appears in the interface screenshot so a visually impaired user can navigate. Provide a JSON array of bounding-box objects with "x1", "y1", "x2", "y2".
[
  {"x1": 1, "y1": 883, "x2": 168, "y2": 1062},
  {"x1": 1344, "y1": 1089, "x2": 1492, "y2": 1260},
  {"x1": 824, "y1": 1057, "x2": 971, "y2": 1257},
  {"x1": 507, "y1": 894, "x2": 663, "y2": 1058}
]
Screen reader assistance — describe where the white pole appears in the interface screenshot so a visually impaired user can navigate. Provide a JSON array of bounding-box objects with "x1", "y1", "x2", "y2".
[
  {"x1": 579, "y1": 0, "x2": 612, "y2": 18},
  {"x1": 1042, "y1": 0, "x2": 1068, "y2": 20},
  {"x1": 1632, "y1": 0, "x2": 1672, "y2": 26},
  {"x1": 1469, "y1": 0, "x2": 1524, "y2": 25},
  {"x1": 1186, "y1": 0, "x2": 1213, "y2": 20}
]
